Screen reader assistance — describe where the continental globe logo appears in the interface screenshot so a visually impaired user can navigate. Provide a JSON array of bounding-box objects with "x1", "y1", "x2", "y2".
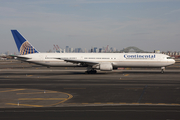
[{"x1": 20, "y1": 41, "x2": 38, "y2": 55}]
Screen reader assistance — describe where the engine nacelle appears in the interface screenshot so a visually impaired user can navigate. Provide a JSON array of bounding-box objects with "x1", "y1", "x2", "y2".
[{"x1": 99, "y1": 63, "x2": 113, "y2": 71}]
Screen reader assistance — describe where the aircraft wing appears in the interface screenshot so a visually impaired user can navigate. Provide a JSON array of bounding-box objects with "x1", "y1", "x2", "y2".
[{"x1": 56, "y1": 58, "x2": 99, "y2": 66}]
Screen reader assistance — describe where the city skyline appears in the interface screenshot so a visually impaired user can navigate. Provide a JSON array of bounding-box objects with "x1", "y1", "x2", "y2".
[
  {"x1": 2, "y1": 44, "x2": 180, "y2": 56},
  {"x1": 51, "y1": 45, "x2": 119, "y2": 53}
]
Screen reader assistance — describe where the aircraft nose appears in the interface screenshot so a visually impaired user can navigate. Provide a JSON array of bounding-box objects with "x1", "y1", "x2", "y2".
[{"x1": 172, "y1": 59, "x2": 175, "y2": 64}]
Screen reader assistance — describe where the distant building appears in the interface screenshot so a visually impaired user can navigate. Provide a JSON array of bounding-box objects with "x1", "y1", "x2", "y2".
[
  {"x1": 94, "y1": 47, "x2": 97, "y2": 53},
  {"x1": 74, "y1": 48, "x2": 83, "y2": 53},
  {"x1": 84, "y1": 48, "x2": 87, "y2": 53},
  {"x1": 99, "y1": 48, "x2": 102, "y2": 53},
  {"x1": 69, "y1": 48, "x2": 73, "y2": 53},
  {"x1": 66, "y1": 46, "x2": 69, "y2": 53},
  {"x1": 91, "y1": 47, "x2": 94, "y2": 52}
]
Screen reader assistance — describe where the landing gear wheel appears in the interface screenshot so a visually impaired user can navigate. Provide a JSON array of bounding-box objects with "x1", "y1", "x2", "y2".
[
  {"x1": 85, "y1": 70, "x2": 97, "y2": 74},
  {"x1": 92, "y1": 70, "x2": 97, "y2": 74},
  {"x1": 161, "y1": 67, "x2": 165, "y2": 74}
]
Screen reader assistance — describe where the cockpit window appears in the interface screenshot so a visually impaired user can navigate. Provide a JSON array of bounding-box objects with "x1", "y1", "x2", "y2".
[{"x1": 167, "y1": 57, "x2": 172, "y2": 59}]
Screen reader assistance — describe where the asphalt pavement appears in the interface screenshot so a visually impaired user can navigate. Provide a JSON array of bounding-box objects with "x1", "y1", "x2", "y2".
[{"x1": 0, "y1": 60, "x2": 180, "y2": 119}]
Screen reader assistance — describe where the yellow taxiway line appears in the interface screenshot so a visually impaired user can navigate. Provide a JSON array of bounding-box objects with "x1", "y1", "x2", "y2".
[
  {"x1": 26, "y1": 75, "x2": 33, "y2": 77},
  {"x1": 6, "y1": 103, "x2": 43, "y2": 107},
  {"x1": 124, "y1": 74, "x2": 129, "y2": 76},
  {"x1": 18, "y1": 98, "x2": 66, "y2": 100},
  {"x1": 0, "y1": 89, "x2": 25, "y2": 93},
  {"x1": 17, "y1": 91, "x2": 60, "y2": 95},
  {"x1": 3, "y1": 88, "x2": 73, "y2": 107}
]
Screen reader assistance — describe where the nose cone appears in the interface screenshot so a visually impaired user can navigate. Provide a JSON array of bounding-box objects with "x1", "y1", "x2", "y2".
[
  {"x1": 167, "y1": 59, "x2": 175, "y2": 66},
  {"x1": 172, "y1": 59, "x2": 175, "y2": 64}
]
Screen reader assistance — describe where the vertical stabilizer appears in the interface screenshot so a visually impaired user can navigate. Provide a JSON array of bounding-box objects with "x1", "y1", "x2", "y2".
[{"x1": 11, "y1": 30, "x2": 39, "y2": 55}]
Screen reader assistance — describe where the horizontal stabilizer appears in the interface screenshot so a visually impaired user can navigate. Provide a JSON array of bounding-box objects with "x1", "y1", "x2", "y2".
[{"x1": 10, "y1": 55, "x2": 31, "y2": 60}]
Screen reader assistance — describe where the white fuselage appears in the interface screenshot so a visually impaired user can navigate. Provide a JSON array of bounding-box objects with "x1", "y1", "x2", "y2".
[{"x1": 19, "y1": 53, "x2": 175, "y2": 68}]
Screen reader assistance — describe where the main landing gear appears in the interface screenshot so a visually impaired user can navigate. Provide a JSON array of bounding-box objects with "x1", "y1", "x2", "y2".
[
  {"x1": 161, "y1": 67, "x2": 165, "y2": 74},
  {"x1": 85, "y1": 70, "x2": 97, "y2": 74},
  {"x1": 85, "y1": 66, "x2": 97, "y2": 74}
]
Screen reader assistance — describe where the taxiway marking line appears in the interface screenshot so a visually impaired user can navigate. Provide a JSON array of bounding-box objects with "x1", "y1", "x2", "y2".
[
  {"x1": 18, "y1": 98, "x2": 66, "y2": 100},
  {"x1": 171, "y1": 103, "x2": 180, "y2": 105},
  {"x1": 2, "y1": 88, "x2": 73, "y2": 107},
  {"x1": 119, "y1": 102, "x2": 127, "y2": 104},
  {"x1": 46, "y1": 91, "x2": 73, "y2": 106},
  {"x1": 0, "y1": 89, "x2": 25, "y2": 93},
  {"x1": 26, "y1": 75, "x2": 33, "y2": 77},
  {"x1": 124, "y1": 74, "x2": 129, "y2": 76},
  {"x1": 6, "y1": 103, "x2": 43, "y2": 107},
  {"x1": 17, "y1": 92, "x2": 45, "y2": 95},
  {"x1": 17, "y1": 91, "x2": 59, "y2": 95},
  {"x1": 137, "y1": 85, "x2": 148, "y2": 103}
]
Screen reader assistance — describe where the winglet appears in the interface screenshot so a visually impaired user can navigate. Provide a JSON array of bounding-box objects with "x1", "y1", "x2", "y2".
[{"x1": 11, "y1": 30, "x2": 39, "y2": 55}]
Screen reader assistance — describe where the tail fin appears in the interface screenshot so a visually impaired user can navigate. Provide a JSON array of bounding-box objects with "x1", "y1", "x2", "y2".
[{"x1": 11, "y1": 30, "x2": 39, "y2": 55}]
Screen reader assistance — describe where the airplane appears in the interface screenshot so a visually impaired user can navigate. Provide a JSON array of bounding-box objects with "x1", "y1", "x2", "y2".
[{"x1": 11, "y1": 30, "x2": 175, "y2": 74}]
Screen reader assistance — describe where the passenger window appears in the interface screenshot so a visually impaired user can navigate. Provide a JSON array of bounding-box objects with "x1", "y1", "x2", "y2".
[{"x1": 167, "y1": 57, "x2": 172, "y2": 59}]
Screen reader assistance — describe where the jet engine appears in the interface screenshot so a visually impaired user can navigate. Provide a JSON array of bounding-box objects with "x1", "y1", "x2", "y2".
[{"x1": 99, "y1": 63, "x2": 113, "y2": 71}]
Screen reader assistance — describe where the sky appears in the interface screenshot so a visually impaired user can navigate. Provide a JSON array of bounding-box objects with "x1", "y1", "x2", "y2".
[{"x1": 0, "y1": 0, "x2": 180, "y2": 54}]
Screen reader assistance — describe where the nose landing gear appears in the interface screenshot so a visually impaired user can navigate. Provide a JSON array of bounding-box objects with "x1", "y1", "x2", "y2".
[{"x1": 161, "y1": 67, "x2": 165, "y2": 74}]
